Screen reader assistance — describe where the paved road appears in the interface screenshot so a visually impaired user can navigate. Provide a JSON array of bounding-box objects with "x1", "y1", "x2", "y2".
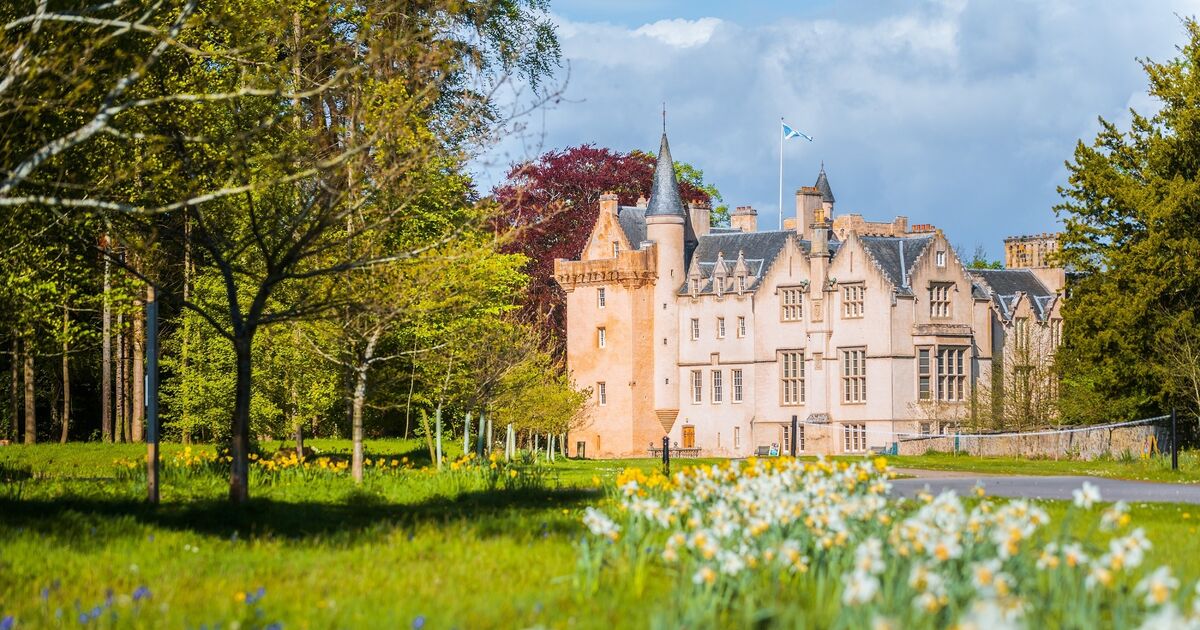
[{"x1": 890, "y1": 472, "x2": 1200, "y2": 504}]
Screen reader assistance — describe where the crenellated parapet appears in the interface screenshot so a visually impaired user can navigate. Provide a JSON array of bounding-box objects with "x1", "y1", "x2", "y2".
[{"x1": 554, "y1": 245, "x2": 657, "y2": 290}]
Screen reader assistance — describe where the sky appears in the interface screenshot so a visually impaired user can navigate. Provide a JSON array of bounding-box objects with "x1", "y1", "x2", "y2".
[{"x1": 474, "y1": 0, "x2": 1200, "y2": 259}]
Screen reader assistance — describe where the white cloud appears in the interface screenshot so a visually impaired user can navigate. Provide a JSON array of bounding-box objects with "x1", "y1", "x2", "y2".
[
  {"x1": 633, "y1": 17, "x2": 722, "y2": 48},
  {"x1": 480, "y1": 1, "x2": 1200, "y2": 256}
]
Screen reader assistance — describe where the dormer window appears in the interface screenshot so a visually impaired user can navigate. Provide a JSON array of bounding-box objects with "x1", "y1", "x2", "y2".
[
  {"x1": 691, "y1": 278, "x2": 702, "y2": 295},
  {"x1": 936, "y1": 250, "x2": 946, "y2": 267},
  {"x1": 612, "y1": 241, "x2": 620, "y2": 258},
  {"x1": 715, "y1": 277, "x2": 724, "y2": 297},
  {"x1": 737, "y1": 276, "x2": 746, "y2": 294}
]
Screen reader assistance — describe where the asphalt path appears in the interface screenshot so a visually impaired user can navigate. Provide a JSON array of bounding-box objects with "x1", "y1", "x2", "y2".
[{"x1": 890, "y1": 471, "x2": 1200, "y2": 504}]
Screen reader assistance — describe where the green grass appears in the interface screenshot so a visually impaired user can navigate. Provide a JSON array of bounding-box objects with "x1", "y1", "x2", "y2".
[
  {"x1": 882, "y1": 450, "x2": 1200, "y2": 483},
  {"x1": 1, "y1": 441, "x2": 1199, "y2": 628}
]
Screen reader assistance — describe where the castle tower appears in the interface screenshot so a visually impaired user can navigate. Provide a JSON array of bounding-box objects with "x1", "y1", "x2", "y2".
[
  {"x1": 815, "y1": 163, "x2": 835, "y2": 216},
  {"x1": 645, "y1": 131, "x2": 686, "y2": 438}
]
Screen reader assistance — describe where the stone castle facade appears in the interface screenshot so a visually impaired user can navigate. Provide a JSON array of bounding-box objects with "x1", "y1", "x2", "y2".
[{"x1": 554, "y1": 132, "x2": 1064, "y2": 457}]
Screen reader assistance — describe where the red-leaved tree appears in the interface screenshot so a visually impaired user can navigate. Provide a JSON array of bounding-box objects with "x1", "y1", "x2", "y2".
[{"x1": 492, "y1": 144, "x2": 712, "y2": 361}]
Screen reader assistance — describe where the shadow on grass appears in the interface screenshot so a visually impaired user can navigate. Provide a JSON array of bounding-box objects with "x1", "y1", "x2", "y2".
[{"x1": 0, "y1": 486, "x2": 599, "y2": 544}]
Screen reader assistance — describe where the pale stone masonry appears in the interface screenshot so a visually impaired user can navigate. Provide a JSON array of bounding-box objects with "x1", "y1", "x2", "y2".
[{"x1": 554, "y1": 132, "x2": 1064, "y2": 457}]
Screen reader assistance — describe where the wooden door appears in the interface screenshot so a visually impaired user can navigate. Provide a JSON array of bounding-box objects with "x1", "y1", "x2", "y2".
[{"x1": 682, "y1": 425, "x2": 695, "y2": 449}]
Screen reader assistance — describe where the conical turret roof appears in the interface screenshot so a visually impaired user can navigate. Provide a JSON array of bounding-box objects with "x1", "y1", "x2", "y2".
[
  {"x1": 815, "y1": 164, "x2": 835, "y2": 204},
  {"x1": 646, "y1": 133, "x2": 685, "y2": 217}
]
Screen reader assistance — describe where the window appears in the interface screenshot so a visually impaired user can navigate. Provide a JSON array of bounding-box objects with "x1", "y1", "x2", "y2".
[
  {"x1": 936, "y1": 250, "x2": 946, "y2": 267},
  {"x1": 843, "y1": 423, "x2": 867, "y2": 452},
  {"x1": 715, "y1": 276, "x2": 724, "y2": 297},
  {"x1": 691, "y1": 370, "x2": 703, "y2": 404},
  {"x1": 734, "y1": 426, "x2": 741, "y2": 449},
  {"x1": 717, "y1": 317, "x2": 726, "y2": 339},
  {"x1": 937, "y1": 346, "x2": 967, "y2": 402},
  {"x1": 691, "y1": 278, "x2": 702, "y2": 295},
  {"x1": 737, "y1": 316, "x2": 747, "y2": 338},
  {"x1": 841, "y1": 348, "x2": 867, "y2": 403},
  {"x1": 1050, "y1": 318, "x2": 1063, "y2": 348},
  {"x1": 917, "y1": 348, "x2": 932, "y2": 400},
  {"x1": 797, "y1": 425, "x2": 805, "y2": 452},
  {"x1": 919, "y1": 422, "x2": 932, "y2": 436},
  {"x1": 690, "y1": 318, "x2": 700, "y2": 340},
  {"x1": 842, "y1": 284, "x2": 864, "y2": 318},
  {"x1": 781, "y1": 288, "x2": 804, "y2": 321},
  {"x1": 612, "y1": 241, "x2": 620, "y2": 257},
  {"x1": 732, "y1": 369, "x2": 743, "y2": 403},
  {"x1": 682, "y1": 425, "x2": 696, "y2": 449},
  {"x1": 737, "y1": 276, "x2": 747, "y2": 293},
  {"x1": 597, "y1": 327, "x2": 607, "y2": 348},
  {"x1": 597, "y1": 287, "x2": 606, "y2": 309},
  {"x1": 1014, "y1": 317, "x2": 1030, "y2": 352},
  {"x1": 781, "y1": 351, "x2": 804, "y2": 405},
  {"x1": 597, "y1": 382, "x2": 607, "y2": 406},
  {"x1": 782, "y1": 425, "x2": 790, "y2": 454},
  {"x1": 929, "y1": 283, "x2": 952, "y2": 318},
  {"x1": 711, "y1": 370, "x2": 723, "y2": 403}
]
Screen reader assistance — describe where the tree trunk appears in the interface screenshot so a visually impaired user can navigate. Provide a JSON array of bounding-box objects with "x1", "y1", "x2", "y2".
[
  {"x1": 294, "y1": 423, "x2": 305, "y2": 460},
  {"x1": 60, "y1": 306, "x2": 70, "y2": 443},
  {"x1": 9, "y1": 335, "x2": 18, "y2": 443},
  {"x1": 131, "y1": 291, "x2": 145, "y2": 442},
  {"x1": 229, "y1": 334, "x2": 253, "y2": 503},
  {"x1": 351, "y1": 365, "x2": 368, "y2": 483},
  {"x1": 101, "y1": 249, "x2": 112, "y2": 442},
  {"x1": 22, "y1": 339, "x2": 35, "y2": 444},
  {"x1": 181, "y1": 217, "x2": 192, "y2": 444},
  {"x1": 116, "y1": 311, "x2": 125, "y2": 442}
]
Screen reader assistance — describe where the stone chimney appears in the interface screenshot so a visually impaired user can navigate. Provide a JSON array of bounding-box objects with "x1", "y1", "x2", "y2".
[
  {"x1": 688, "y1": 201, "x2": 711, "y2": 238},
  {"x1": 731, "y1": 205, "x2": 757, "y2": 233},
  {"x1": 600, "y1": 192, "x2": 618, "y2": 215},
  {"x1": 796, "y1": 186, "x2": 824, "y2": 241}
]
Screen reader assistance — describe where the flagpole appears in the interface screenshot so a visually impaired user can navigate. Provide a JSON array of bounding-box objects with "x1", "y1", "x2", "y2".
[{"x1": 778, "y1": 117, "x2": 784, "y2": 231}]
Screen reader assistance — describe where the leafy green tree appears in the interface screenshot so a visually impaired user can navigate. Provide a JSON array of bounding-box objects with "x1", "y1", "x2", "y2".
[{"x1": 1055, "y1": 19, "x2": 1200, "y2": 422}]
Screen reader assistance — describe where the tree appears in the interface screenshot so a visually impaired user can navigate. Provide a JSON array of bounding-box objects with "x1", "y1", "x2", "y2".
[
  {"x1": 2, "y1": 0, "x2": 562, "y2": 503},
  {"x1": 492, "y1": 145, "x2": 720, "y2": 357},
  {"x1": 1054, "y1": 19, "x2": 1200, "y2": 423},
  {"x1": 958, "y1": 244, "x2": 1003, "y2": 270}
]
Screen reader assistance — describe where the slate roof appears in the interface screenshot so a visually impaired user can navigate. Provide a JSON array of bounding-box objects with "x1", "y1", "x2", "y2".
[
  {"x1": 615, "y1": 205, "x2": 646, "y2": 248},
  {"x1": 967, "y1": 269, "x2": 1057, "y2": 321},
  {"x1": 645, "y1": 133, "x2": 685, "y2": 217},
  {"x1": 677, "y1": 230, "x2": 795, "y2": 295},
  {"x1": 815, "y1": 166, "x2": 835, "y2": 204},
  {"x1": 858, "y1": 236, "x2": 933, "y2": 296}
]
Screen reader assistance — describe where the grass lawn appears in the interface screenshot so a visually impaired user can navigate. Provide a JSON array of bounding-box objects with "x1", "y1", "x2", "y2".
[
  {"x1": 1, "y1": 440, "x2": 1198, "y2": 628},
  {"x1": 883, "y1": 450, "x2": 1200, "y2": 483}
]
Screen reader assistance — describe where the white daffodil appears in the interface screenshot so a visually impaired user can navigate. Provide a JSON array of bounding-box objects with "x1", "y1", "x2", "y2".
[{"x1": 1073, "y1": 482, "x2": 1102, "y2": 509}]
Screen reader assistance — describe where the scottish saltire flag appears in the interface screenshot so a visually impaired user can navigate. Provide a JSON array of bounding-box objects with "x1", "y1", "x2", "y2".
[{"x1": 782, "y1": 122, "x2": 813, "y2": 141}]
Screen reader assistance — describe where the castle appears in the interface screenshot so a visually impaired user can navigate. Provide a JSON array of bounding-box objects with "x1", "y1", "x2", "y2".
[{"x1": 553, "y1": 131, "x2": 1064, "y2": 457}]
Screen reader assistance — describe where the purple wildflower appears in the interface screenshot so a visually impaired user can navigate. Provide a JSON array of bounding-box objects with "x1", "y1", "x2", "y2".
[
  {"x1": 132, "y1": 586, "x2": 151, "y2": 602},
  {"x1": 413, "y1": 615, "x2": 426, "y2": 629},
  {"x1": 1, "y1": 615, "x2": 14, "y2": 630}
]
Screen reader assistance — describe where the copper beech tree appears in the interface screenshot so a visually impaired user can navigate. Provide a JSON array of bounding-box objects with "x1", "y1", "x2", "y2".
[{"x1": 492, "y1": 145, "x2": 719, "y2": 358}]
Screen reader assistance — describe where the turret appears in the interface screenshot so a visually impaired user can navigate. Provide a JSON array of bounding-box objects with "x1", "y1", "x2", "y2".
[{"x1": 644, "y1": 131, "x2": 685, "y2": 436}]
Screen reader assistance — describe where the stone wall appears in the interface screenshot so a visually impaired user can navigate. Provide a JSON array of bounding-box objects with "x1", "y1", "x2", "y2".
[{"x1": 895, "y1": 423, "x2": 1172, "y2": 460}]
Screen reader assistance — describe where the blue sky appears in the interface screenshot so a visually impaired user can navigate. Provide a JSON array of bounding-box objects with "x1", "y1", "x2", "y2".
[{"x1": 476, "y1": 0, "x2": 1200, "y2": 258}]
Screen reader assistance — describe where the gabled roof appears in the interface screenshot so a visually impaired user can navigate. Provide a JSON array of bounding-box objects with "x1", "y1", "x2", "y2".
[
  {"x1": 858, "y1": 236, "x2": 933, "y2": 296},
  {"x1": 645, "y1": 133, "x2": 685, "y2": 217},
  {"x1": 615, "y1": 205, "x2": 646, "y2": 248},
  {"x1": 815, "y1": 165, "x2": 835, "y2": 204},
  {"x1": 677, "y1": 230, "x2": 796, "y2": 295},
  {"x1": 968, "y1": 268, "x2": 1057, "y2": 322}
]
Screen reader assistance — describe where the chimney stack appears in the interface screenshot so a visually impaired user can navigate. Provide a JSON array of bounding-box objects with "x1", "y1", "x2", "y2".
[
  {"x1": 796, "y1": 187, "x2": 824, "y2": 241},
  {"x1": 688, "y1": 201, "x2": 711, "y2": 238},
  {"x1": 600, "y1": 192, "x2": 619, "y2": 215},
  {"x1": 731, "y1": 205, "x2": 757, "y2": 233}
]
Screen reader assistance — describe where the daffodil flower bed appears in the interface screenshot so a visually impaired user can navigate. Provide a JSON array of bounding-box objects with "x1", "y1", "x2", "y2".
[
  {"x1": 578, "y1": 457, "x2": 1200, "y2": 629},
  {"x1": 113, "y1": 447, "x2": 551, "y2": 491}
]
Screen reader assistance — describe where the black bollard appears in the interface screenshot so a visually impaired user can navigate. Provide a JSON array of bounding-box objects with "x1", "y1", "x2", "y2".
[
  {"x1": 791, "y1": 415, "x2": 799, "y2": 457},
  {"x1": 662, "y1": 435, "x2": 670, "y2": 476}
]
